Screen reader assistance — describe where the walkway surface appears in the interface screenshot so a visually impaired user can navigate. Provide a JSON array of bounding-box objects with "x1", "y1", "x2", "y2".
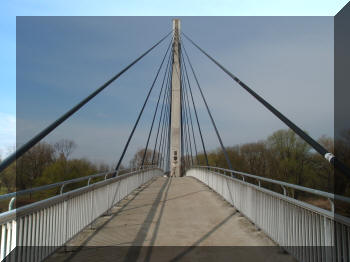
[{"x1": 48, "y1": 176, "x2": 295, "y2": 262}]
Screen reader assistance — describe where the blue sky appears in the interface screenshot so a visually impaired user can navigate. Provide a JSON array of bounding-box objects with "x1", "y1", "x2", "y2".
[{"x1": 0, "y1": 1, "x2": 348, "y2": 165}]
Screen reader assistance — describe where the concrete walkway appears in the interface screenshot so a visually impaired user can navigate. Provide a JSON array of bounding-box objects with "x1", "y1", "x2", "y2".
[{"x1": 48, "y1": 177, "x2": 295, "y2": 262}]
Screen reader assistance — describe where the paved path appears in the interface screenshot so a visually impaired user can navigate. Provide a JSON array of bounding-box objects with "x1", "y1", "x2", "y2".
[{"x1": 48, "y1": 177, "x2": 295, "y2": 262}]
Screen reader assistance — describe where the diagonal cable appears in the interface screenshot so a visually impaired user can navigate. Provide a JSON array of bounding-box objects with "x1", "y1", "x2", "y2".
[
  {"x1": 155, "y1": 65, "x2": 172, "y2": 165},
  {"x1": 0, "y1": 31, "x2": 172, "y2": 173},
  {"x1": 182, "y1": 40, "x2": 233, "y2": 170},
  {"x1": 183, "y1": 67, "x2": 195, "y2": 165},
  {"x1": 160, "y1": 85, "x2": 171, "y2": 168},
  {"x1": 182, "y1": 31, "x2": 350, "y2": 178},
  {"x1": 141, "y1": 47, "x2": 172, "y2": 166},
  {"x1": 182, "y1": 66, "x2": 199, "y2": 164},
  {"x1": 180, "y1": 46, "x2": 209, "y2": 166},
  {"x1": 114, "y1": 38, "x2": 173, "y2": 173},
  {"x1": 151, "y1": 64, "x2": 172, "y2": 164},
  {"x1": 180, "y1": 62, "x2": 194, "y2": 166}
]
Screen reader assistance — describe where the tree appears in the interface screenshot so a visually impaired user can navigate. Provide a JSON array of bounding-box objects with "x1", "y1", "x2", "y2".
[
  {"x1": 12, "y1": 139, "x2": 76, "y2": 190},
  {"x1": 240, "y1": 142, "x2": 267, "y2": 176},
  {"x1": 53, "y1": 139, "x2": 77, "y2": 160},
  {"x1": 0, "y1": 162, "x2": 16, "y2": 193},
  {"x1": 266, "y1": 129, "x2": 311, "y2": 197},
  {"x1": 16, "y1": 142, "x2": 56, "y2": 190},
  {"x1": 0, "y1": 147, "x2": 16, "y2": 193},
  {"x1": 97, "y1": 162, "x2": 110, "y2": 172},
  {"x1": 37, "y1": 158, "x2": 98, "y2": 185},
  {"x1": 129, "y1": 148, "x2": 158, "y2": 169},
  {"x1": 334, "y1": 130, "x2": 350, "y2": 196},
  {"x1": 306, "y1": 136, "x2": 334, "y2": 192}
]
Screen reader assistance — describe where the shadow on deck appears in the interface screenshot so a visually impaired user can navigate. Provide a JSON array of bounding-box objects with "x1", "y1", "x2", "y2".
[{"x1": 47, "y1": 177, "x2": 295, "y2": 262}]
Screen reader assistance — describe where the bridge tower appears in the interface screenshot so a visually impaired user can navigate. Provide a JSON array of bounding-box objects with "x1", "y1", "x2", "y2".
[{"x1": 170, "y1": 19, "x2": 182, "y2": 177}]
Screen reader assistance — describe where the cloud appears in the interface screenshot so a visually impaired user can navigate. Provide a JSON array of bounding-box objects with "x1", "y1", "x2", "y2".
[{"x1": 0, "y1": 112, "x2": 16, "y2": 158}]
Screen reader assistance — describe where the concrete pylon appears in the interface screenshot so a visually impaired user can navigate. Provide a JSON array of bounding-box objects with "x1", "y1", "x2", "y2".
[{"x1": 170, "y1": 19, "x2": 181, "y2": 177}]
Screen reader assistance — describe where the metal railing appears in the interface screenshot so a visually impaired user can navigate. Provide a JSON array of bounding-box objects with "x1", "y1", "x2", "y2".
[
  {"x1": 0, "y1": 166, "x2": 162, "y2": 261},
  {"x1": 186, "y1": 166, "x2": 350, "y2": 262},
  {"x1": 0, "y1": 165, "x2": 157, "y2": 211}
]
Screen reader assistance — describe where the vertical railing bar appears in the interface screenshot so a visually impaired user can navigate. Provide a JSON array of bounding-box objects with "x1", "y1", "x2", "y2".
[
  {"x1": 341, "y1": 223, "x2": 347, "y2": 262},
  {"x1": 30, "y1": 212, "x2": 36, "y2": 262},
  {"x1": 17, "y1": 217, "x2": 24, "y2": 261},
  {"x1": 0, "y1": 224, "x2": 6, "y2": 261},
  {"x1": 64, "y1": 200, "x2": 68, "y2": 251},
  {"x1": 27, "y1": 214, "x2": 32, "y2": 262},
  {"x1": 186, "y1": 167, "x2": 350, "y2": 262},
  {"x1": 5, "y1": 222, "x2": 11, "y2": 260},
  {"x1": 53, "y1": 205, "x2": 58, "y2": 248},
  {"x1": 39, "y1": 210, "x2": 44, "y2": 261}
]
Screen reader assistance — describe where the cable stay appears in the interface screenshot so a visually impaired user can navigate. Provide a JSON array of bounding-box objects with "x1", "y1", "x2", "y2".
[
  {"x1": 181, "y1": 40, "x2": 234, "y2": 171},
  {"x1": 182, "y1": 32, "x2": 350, "y2": 178},
  {"x1": 172, "y1": 49, "x2": 194, "y2": 169},
  {"x1": 180, "y1": 61, "x2": 194, "y2": 166},
  {"x1": 182, "y1": 72, "x2": 199, "y2": 164},
  {"x1": 141, "y1": 48, "x2": 172, "y2": 167},
  {"x1": 151, "y1": 61, "x2": 173, "y2": 165},
  {"x1": 159, "y1": 84, "x2": 171, "y2": 169},
  {"x1": 164, "y1": 80, "x2": 172, "y2": 172},
  {"x1": 180, "y1": 51, "x2": 199, "y2": 164},
  {"x1": 180, "y1": 48, "x2": 209, "y2": 167},
  {"x1": 114, "y1": 38, "x2": 173, "y2": 174},
  {"x1": 156, "y1": 73, "x2": 172, "y2": 167},
  {"x1": 166, "y1": 66, "x2": 172, "y2": 173},
  {"x1": 0, "y1": 31, "x2": 172, "y2": 173}
]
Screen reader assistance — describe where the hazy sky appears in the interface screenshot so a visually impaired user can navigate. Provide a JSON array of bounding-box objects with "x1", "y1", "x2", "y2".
[
  {"x1": 14, "y1": 16, "x2": 334, "y2": 167},
  {"x1": 0, "y1": 1, "x2": 347, "y2": 164}
]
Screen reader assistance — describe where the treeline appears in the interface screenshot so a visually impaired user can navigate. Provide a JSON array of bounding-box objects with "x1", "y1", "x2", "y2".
[
  {"x1": 191, "y1": 129, "x2": 350, "y2": 200},
  {"x1": 0, "y1": 139, "x2": 110, "y2": 194},
  {"x1": 1, "y1": 129, "x2": 349, "y2": 213}
]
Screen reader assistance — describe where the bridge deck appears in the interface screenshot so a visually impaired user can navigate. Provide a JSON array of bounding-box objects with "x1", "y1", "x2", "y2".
[{"x1": 49, "y1": 177, "x2": 295, "y2": 261}]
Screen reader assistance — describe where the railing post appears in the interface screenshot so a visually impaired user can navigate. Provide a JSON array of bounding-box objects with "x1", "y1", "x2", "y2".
[
  {"x1": 60, "y1": 184, "x2": 66, "y2": 194},
  {"x1": 90, "y1": 189, "x2": 94, "y2": 229},
  {"x1": 281, "y1": 185, "x2": 287, "y2": 196},
  {"x1": 8, "y1": 197, "x2": 16, "y2": 211},
  {"x1": 64, "y1": 200, "x2": 68, "y2": 252},
  {"x1": 106, "y1": 184, "x2": 110, "y2": 215},
  {"x1": 328, "y1": 198, "x2": 334, "y2": 212}
]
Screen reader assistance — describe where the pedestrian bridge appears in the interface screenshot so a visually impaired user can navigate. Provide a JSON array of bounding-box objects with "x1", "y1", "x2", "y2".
[
  {"x1": 1, "y1": 167, "x2": 349, "y2": 262},
  {"x1": 48, "y1": 175, "x2": 293, "y2": 262},
  {"x1": 1, "y1": 19, "x2": 350, "y2": 262}
]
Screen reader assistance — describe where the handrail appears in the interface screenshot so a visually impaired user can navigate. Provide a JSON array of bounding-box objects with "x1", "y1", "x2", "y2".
[
  {"x1": 0, "y1": 171, "x2": 112, "y2": 201},
  {"x1": 0, "y1": 166, "x2": 162, "y2": 261},
  {"x1": 186, "y1": 166, "x2": 350, "y2": 261},
  {"x1": 0, "y1": 166, "x2": 161, "y2": 223},
  {"x1": 0, "y1": 165, "x2": 158, "y2": 209},
  {"x1": 193, "y1": 165, "x2": 350, "y2": 205}
]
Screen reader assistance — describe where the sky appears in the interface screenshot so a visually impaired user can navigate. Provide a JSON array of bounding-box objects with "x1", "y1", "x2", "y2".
[{"x1": 0, "y1": 1, "x2": 348, "y2": 166}]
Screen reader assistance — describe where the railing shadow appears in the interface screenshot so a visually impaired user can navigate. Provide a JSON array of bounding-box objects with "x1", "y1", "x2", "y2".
[
  {"x1": 60, "y1": 177, "x2": 159, "y2": 262},
  {"x1": 123, "y1": 177, "x2": 172, "y2": 262},
  {"x1": 115, "y1": 189, "x2": 206, "y2": 214},
  {"x1": 143, "y1": 178, "x2": 173, "y2": 261},
  {"x1": 168, "y1": 211, "x2": 237, "y2": 262}
]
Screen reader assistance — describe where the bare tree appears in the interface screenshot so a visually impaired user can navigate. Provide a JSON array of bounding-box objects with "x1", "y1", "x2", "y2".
[
  {"x1": 129, "y1": 148, "x2": 158, "y2": 169},
  {"x1": 240, "y1": 141, "x2": 267, "y2": 176},
  {"x1": 54, "y1": 139, "x2": 77, "y2": 159},
  {"x1": 16, "y1": 141, "x2": 56, "y2": 190}
]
